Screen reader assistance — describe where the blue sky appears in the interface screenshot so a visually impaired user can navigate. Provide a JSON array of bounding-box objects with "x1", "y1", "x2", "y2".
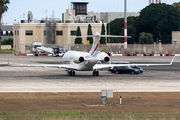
[{"x1": 2, "y1": 0, "x2": 178, "y2": 24}]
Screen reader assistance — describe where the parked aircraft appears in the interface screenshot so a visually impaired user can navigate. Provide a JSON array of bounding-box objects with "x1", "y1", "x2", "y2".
[
  {"x1": 10, "y1": 32, "x2": 175, "y2": 76},
  {"x1": 32, "y1": 42, "x2": 68, "y2": 57}
]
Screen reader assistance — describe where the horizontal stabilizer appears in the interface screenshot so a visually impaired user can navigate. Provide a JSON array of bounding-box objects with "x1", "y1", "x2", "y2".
[
  {"x1": 74, "y1": 35, "x2": 99, "y2": 38},
  {"x1": 100, "y1": 35, "x2": 131, "y2": 38},
  {"x1": 75, "y1": 35, "x2": 131, "y2": 38}
]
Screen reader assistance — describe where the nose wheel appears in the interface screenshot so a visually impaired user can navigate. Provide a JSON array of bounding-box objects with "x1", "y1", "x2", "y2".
[{"x1": 93, "y1": 70, "x2": 99, "y2": 76}]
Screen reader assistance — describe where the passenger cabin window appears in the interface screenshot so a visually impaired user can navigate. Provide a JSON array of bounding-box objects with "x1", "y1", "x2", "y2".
[
  {"x1": 26, "y1": 30, "x2": 33, "y2": 35},
  {"x1": 71, "y1": 31, "x2": 77, "y2": 36},
  {"x1": 56, "y1": 31, "x2": 63, "y2": 35}
]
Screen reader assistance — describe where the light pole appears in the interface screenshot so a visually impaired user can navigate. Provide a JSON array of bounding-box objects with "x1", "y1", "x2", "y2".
[
  {"x1": 108, "y1": 22, "x2": 110, "y2": 43},
  {"x1": 124, "y1": 0, "x2": 127, "y2": 54}
]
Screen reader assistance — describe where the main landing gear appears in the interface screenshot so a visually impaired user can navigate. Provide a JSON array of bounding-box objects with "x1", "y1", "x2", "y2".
[
  {"x1": 67, "y1": 70, "x2": 75, "y2": 76},
  {"x1": 93, "y1": 70, "x2": 99, "y2": 76}
]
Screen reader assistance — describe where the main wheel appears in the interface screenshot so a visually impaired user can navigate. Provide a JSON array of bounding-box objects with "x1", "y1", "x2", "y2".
[
  {"x1": 96, "y1": 71, "x2": 99, "y2": 76},
  {"x1": 72, "y1": 71, "x2": 75, "y2": 76},
  {"x1": 116, "y1": 71, "x2": 119, "y2": 74},
  {"x1": 131, "y1": 71, "x2": 135, "y2": 75},
  {"x1": 93, "y1": 71, "x2": 96, "y2": 76},
  {"x1": 69, "y1": 71, "x2": 72, "y2": 76}
]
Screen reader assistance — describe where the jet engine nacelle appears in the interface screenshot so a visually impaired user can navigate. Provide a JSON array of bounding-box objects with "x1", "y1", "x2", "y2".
[
  {"x1": 63, "y1": 52, "x2": 85, "y2": 63},
  {"x1": 96, "y1": 52, "x2": 110, "y2": 63},
  {"x1": 73, "y1": 56, "x2": 85, "y2": 63}
]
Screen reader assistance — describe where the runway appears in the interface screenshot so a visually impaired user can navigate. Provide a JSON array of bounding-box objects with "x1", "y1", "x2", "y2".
[{"x1": 0, "y1": 54, "x2": 180, "y2": 92}]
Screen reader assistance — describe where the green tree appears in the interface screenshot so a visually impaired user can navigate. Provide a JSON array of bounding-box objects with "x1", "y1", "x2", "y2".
[
  {"x1": 120, "y1": 25, "x2": 137, "y2": 44},
  {"x1": 75, "y1": 26, "x2": 82, "y2": 44},
  {"x1": 0, "y1": 0, "x2": 10, "y2": 51},
  {"x1": 139, "y1": 32, "x2": 153, "y2": 44},
  {"x1": 87, "y1": 24, "x2": 93, "y2": 44},
  {"x1": 100, "y1": 23, "x2": 106, "y2": 44},
  {"x1": 173, "y1": 2, "x2": 180, "y2": 12},
  {"x1": 1, "y1": 38, "x2": 13, "y2": 47},
  {"x1": 107, "y1": 16, "x2": 138, "y2": 43},
  {"x1": 135, "y1": 3, "x2": 180, "y2": 44}
]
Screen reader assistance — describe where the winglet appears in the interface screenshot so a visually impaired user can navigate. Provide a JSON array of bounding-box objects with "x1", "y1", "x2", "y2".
[{"x1": 170, "y1": 56, "x2": 175, "y2": 65}]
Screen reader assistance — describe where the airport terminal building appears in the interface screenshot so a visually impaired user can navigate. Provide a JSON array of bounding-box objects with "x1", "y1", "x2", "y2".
[
  {"x1": 13, "y1": 2, "x2": 140, "y2": 53},
  {"x1": 13, "y1": 22, "x2": 104, "y2": 52}
]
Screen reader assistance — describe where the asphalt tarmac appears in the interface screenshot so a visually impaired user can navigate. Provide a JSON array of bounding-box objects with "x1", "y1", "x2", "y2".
[{"x1": 0, "y1": 54, "x2": 180, "y2": 92}]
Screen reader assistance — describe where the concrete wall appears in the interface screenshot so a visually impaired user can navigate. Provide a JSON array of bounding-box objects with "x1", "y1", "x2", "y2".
[
  {"x1": 172, "y1": 31, "x2": 180, "y2": 45},
  {"x1": 1, "y1": 45, "x2": 11, "y2": 50}
]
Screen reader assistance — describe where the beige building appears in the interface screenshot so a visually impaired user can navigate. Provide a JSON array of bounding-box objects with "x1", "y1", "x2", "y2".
[
  {"x1": 172, "y1": 31, "x2": 180, "y2": 45},
  {"x1": 13, "y1": 23, "x2": 106, "y2": 53},
  {"x1": 64, "y1": 9, "x2": 100, "y2": 23}
]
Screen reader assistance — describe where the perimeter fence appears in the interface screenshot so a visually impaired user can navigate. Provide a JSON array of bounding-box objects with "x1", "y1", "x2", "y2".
[{"x1": 13, "y1": 43, "x2": 180, "y2": 54}]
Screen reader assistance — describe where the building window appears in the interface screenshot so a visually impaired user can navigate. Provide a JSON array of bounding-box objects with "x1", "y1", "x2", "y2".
[
  {"x1": 10, "y1": 31, "x2": 13, "y2": 36},
  {"x1": 3, "y1": 31, "x2": 5, "y2": 36},
  {"x1": 56, "y1": 31, "x2": 63, "y2": 35},
  {"x1": 71, "y1": 31, "x2": 77, "y2": 36},
  {"x1": 44, "y1": 31, "x2": 47, "y2": 36},
  {"x1": 74, "y1": 3, "x2": 87, "y2": 15},
  {"x1": 17, "y1": 30, "x2": 19, "y2": 36},
  {"x1": 15, "y1": 30, "x2": 16, "y2": 36},
  {"x1": 26, "y1": 30, "x2": 33, "y2": 35}
]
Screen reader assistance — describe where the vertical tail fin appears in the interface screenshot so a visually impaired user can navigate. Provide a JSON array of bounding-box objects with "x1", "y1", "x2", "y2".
[
  {"x1": 89, "y1": 32, "x2": 100, "y2": 57},
  {"x1": 74, "y1": 32, "x2": 131, "y2": 57}
]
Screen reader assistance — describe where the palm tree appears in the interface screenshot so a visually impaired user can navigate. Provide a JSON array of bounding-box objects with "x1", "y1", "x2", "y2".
[
  {"x1": 173, "y1": 2, "x2": 180, "y2": 12},
  {"x1": 0, "y1": 0, "x2": 10, "y2": 51}
]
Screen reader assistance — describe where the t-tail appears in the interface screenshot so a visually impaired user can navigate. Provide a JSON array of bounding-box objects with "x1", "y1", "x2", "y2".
[
  {"x1": 89, "y1": 32, "x2": 100, "y2": 57},
  {"x1": 74, "y1": 31, "x2": 131, "y2": 57}
]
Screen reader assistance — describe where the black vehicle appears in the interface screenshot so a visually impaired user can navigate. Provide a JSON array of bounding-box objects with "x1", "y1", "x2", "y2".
[
  {"x1": 111, "y1": 66, "x2": 140, "y2": 74},
  {"x1": 108, "y1": 61, "x2": 131, "y2": 71},
  {"x1": 130, "y1": 65, "x2": 143, "y2": 73}
]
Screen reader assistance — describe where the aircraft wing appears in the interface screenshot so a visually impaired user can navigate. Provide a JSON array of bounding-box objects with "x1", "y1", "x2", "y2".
[
  {"x1": 94, "y1": 56, "x2": 175, "y2": 70},
  {"x1": 36, "y1": 46, "x2": 53, "y2": 54},
  {"x1": 10, "y1": 64, "x2": 77, "y2": 70}
]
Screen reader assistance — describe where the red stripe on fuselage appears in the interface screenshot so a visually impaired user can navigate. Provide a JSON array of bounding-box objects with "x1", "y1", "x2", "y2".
[
  {"x1": 85, "y1": 44, "x2": 99, "y2": 58},
  {"x1": 85, "y1": 55, "x2": 91, "y2": 58},
  {"x1": 91, "y1": 44, "x2": 98, "y2": 56}
]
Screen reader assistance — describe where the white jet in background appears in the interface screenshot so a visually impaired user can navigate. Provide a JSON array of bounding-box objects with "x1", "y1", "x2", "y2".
[
  {"x1": 32, "y1": 42, "x2": 68, "y2": 57},
  {"x1": 11, "y1": 32, "x2": 175, "y2": 76}
]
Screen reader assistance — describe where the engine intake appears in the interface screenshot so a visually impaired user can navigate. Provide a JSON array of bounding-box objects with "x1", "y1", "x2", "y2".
[
  {"x1": 104, "y1": 57, "x2": 110, "y2": 62},
  {"x1": 79, "y1": 57, "x2": 85, "y2": 62},
  {"x1": 96, "y1": 52, "x2": 110, "y2": 63}
]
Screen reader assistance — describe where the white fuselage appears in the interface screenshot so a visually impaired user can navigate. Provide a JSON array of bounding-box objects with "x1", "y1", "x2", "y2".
[{"x1": 62, "y1": 51, "x2": 99, "y2": 71}]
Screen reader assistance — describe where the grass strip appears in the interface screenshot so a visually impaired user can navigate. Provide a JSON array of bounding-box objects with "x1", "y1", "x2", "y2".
[
  {"x1": 0, "y1": 50, "x2": 13, "y2": 54},
  {"x1": 1, "y1": 111, "x2": 180, "y2": 118}
]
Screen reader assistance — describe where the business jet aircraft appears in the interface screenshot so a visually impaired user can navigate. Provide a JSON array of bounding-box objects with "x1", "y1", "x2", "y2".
[{"x1": 10, "y1": 32, "x2": 175, "y2": 76}]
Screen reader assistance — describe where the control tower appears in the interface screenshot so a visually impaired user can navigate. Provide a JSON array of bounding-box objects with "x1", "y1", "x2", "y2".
[{"x1": 71, "y1": 2, "x2": 89, "y2": 16}]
